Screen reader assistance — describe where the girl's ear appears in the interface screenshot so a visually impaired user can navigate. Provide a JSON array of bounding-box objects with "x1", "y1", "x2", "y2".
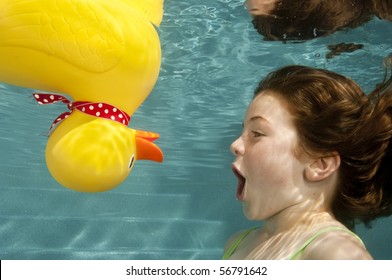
[{"x1": 305, "y1": 154, "x2": 341, "y2": 182}]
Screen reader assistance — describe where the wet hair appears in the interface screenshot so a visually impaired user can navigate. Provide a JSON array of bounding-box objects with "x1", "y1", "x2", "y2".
[
  {"x1": 251, "y1": 0, "x2": 374, "y2": 41},
  {"x1": 372, "y1": 0, "x2": 392, "y2": 20},
  {"x1": 254, "y1": 61, "x2": 392, "y2": 229}
]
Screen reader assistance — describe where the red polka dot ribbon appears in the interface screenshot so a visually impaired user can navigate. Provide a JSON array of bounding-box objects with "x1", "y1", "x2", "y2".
[{"x1": 33, "y1": 93, "x2": 130, "y2": 135}]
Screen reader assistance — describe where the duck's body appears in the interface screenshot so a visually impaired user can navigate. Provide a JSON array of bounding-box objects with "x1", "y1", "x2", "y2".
[{"x1": 0, "y1": 0, "x2": 162, "y2": 113}]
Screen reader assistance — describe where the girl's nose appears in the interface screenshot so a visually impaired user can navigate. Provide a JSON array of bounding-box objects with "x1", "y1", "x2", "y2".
[
  {"x1": 243, "y1": 0, "x2": 249, "y2": 9},
  {"x1": 230, "y1": 136, "x2": 244, "y2": 156}
]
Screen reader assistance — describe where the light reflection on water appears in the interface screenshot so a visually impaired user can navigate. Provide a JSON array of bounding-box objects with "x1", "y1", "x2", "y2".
[{"x1": 0, "y1": 0, "x2": 392, "y2": 259}]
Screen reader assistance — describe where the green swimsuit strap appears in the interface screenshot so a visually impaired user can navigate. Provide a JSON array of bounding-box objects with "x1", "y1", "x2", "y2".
[
  {"x1": 222, "y1": 227, "x2": 259, "y2": 260},
  {"x1": 288, "y1": 226, "x2": 365, "y2": 260}
]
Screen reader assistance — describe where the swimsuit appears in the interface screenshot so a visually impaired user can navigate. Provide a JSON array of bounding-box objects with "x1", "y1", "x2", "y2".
[{"x1": 222, "y1": 226, "x2": 364, "y2": 260}]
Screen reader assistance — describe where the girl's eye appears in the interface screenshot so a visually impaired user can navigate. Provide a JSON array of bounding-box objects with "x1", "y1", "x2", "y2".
[{"x1": 252, "y1": 130, "x2": 265, "y2": 137}]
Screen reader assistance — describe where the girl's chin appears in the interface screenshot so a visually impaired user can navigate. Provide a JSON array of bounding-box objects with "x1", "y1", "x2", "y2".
[
  {"x1": 242, "y1": 204, "x2": 254, "y2": 220},
  {"x1": 242, "y1": 204, "x2": 265, "y2": 221}
]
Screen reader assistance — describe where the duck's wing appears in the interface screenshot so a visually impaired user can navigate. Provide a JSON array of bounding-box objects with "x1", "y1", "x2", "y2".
[{"x1": 0, "y1": 0, "x2": 125, "y2": 74}]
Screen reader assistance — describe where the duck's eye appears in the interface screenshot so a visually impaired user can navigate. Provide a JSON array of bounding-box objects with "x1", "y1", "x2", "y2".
[{"x1": 128, "y1": 154, "x2": 135, "y2": 170}]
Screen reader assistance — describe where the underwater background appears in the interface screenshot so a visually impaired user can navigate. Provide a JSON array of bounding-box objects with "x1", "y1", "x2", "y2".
[{"x1": 1, "y1": 0, "x2": 392, "y2": 259}]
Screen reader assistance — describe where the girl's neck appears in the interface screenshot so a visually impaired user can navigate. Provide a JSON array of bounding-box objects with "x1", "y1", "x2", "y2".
[{"x1": 263, "y1": 200, "x2": 336, "y2": 236}]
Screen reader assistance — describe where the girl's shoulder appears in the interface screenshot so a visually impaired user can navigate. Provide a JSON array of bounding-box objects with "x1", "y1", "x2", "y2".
[
  {"x1": 299, "y1": 226, "x2": 373, "y2": 260},
  {"x1": 223, "y1": 227, "x2": 260, "y2": 259}
]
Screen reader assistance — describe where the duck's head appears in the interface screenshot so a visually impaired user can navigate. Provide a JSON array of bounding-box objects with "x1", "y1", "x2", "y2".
[{"x1": 46, "y1": 110, "x2": 163, "y2": 192}]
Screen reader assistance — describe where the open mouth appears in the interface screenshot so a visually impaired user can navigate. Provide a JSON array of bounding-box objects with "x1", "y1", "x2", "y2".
[
  {"x1": 232, "y1": 165, "x2": 246, "y2": 201},
  {"x1": 247, "y1": 8, "x2": 260, "y2": 15}
]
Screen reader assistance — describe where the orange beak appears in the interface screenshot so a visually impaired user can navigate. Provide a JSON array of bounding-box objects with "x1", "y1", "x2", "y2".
[{"x1": 135, "y1": 130, "x2": 163, "y2": 162}]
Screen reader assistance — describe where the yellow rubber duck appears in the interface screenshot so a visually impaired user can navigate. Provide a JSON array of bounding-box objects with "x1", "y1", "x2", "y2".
[{"x1": 0, "y1": 0, "x2": 164, "y2": 192}]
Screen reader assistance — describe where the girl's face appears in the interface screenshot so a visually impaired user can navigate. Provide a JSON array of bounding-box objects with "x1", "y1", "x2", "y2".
[
  {"x1": 244, "y1": 0, "x2": 278, "y2": 16},
  {"x1": 230, "y1": 92, "x2": 310, "y2": 221}
]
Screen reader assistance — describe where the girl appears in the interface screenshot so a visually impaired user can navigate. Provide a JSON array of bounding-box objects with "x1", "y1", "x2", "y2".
[
  {"x1": 244, "y1": 0, "x2": 391, "y2": 41},
  {"x1": 224, "y1": 59, "x2": 392, "y2": 259}
]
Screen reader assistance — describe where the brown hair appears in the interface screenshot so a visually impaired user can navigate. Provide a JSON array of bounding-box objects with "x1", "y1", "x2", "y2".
[
  {"x1": 254, "y1": 62, "x2": 392, "y2": 229},
  {"x1": 372, "y1": 0, "x2": 392, "y2": 20},
  {"x1": 251, "y1": 0, "x2": 374, "y2": 41}
]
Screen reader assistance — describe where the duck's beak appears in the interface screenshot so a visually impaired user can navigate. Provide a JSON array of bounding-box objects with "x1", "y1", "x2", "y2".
[{"x1": 135, "y1": 131, "x2": 163, "y2": 162}]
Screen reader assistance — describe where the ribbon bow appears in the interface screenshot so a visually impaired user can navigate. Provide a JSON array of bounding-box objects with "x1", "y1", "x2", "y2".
[{"x1": 33, "y1": 93, "x2": 131, "y2": 135}]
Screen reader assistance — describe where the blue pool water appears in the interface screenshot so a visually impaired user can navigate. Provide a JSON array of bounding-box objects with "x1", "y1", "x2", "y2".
[{"x1": 1, "y1": 0, "x2": 392, "y2": 259}]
